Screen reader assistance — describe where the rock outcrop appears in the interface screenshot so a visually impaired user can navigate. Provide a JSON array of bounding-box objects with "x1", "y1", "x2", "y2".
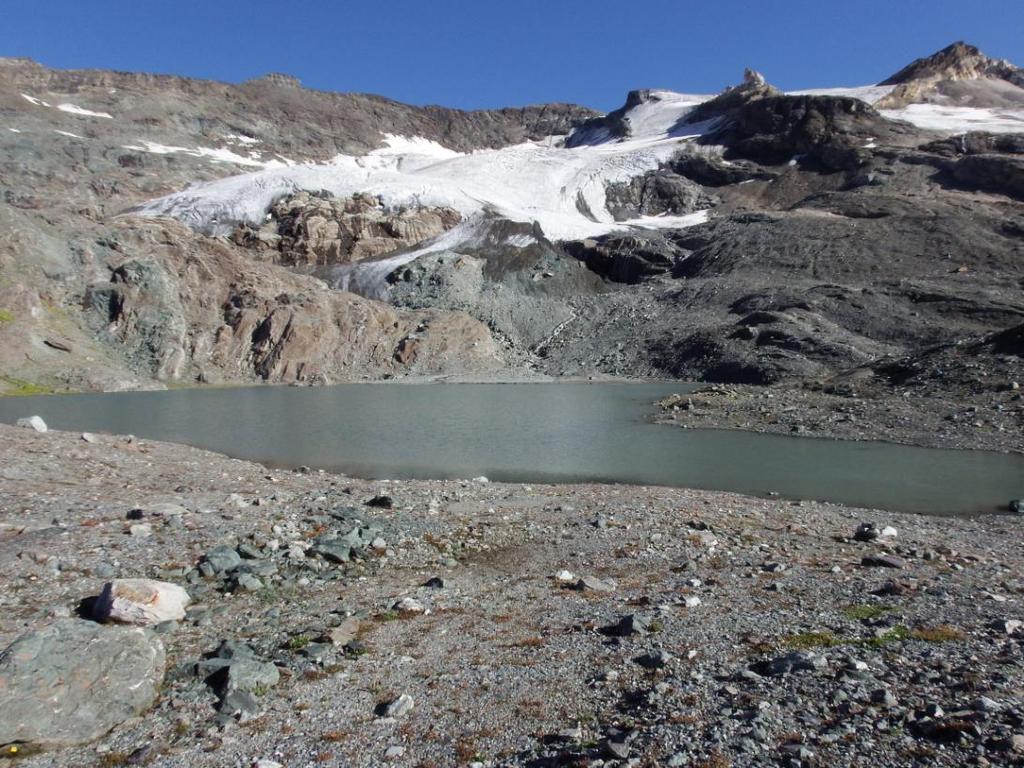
[{"x1": 233, "y1": 192, "x2": 462, "y2": 268}]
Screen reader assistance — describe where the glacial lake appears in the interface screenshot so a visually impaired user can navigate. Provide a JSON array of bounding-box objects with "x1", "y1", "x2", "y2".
[{"x1": 1, "y1": 382, "x2": 1021, "y2": 516}]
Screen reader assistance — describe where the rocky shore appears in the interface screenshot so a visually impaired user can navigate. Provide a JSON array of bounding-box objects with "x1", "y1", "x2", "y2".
[
  {"x1": 656, "y1": 381, "x2": 1024, "y2": 454},
  {"x1": 1, "y1": 422, "x2": 1023, "y2": 767}
]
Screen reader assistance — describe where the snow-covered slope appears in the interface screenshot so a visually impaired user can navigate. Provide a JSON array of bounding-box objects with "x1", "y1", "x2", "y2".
[
  {"x1": 135, "y1": 116, "x2": 716, "y2": 244},
  {"x1": 877, "y1": 103, "x2": 1024, "y2": 133},
  {"x1": 134, "y1": 77, "x2": 1024, "y2": 262}
]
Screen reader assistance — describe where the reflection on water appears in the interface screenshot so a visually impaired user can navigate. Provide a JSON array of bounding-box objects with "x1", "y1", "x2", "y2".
[{"x1": 0, "y1": 382, "x2": 1021, "y2": 516}]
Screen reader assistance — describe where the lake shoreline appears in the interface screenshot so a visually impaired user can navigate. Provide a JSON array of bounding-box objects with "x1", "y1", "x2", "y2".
[
  {"x1": 3, "y1": 374, "x2": 1021, "y2": 457},
  {"x1": 1, "y1": 423, "x2": 1022, "y2": 766}
]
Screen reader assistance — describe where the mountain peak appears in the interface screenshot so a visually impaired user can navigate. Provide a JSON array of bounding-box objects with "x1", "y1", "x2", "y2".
[
  {"x1": 876, "y1": 41, "x2": 1024, "y2": 109},
  {"x1": 743, "y1": 68, "x2": 768, "y2": 88},
  {"x1": 880, "y1": 41, "x2": 1017, "y2": 86}
]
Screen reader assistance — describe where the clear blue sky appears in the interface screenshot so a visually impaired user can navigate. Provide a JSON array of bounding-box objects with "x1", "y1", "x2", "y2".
[{"x1": 2, "y1": 0, "x2": 1022, "y2": 110}]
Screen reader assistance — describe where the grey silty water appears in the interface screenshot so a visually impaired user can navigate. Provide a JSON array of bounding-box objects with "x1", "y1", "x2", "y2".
[{"x1": 0, "y1": 382, "x2": 1021, "y2": 515}]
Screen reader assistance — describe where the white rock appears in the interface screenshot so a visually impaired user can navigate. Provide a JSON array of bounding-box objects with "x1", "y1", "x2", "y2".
[
  {"x1": 16, "y1": 416, "x2": 47, "y2": 433},
  {"x1": 393, "y1": 597, "x2": 426, "y2": 615},
  {"x1": 554, "y1": 569, "x2": 577, "y2": 583},
  {"x1": 94, "y1": 579, "x2": 191, "y2": 626},
  {"x1": 383, "y1": 694, "x2": 415, "y2": 718}
]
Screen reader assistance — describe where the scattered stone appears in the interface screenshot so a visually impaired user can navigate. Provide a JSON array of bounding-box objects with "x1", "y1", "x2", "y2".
[
  {"x1": 871, "y1": 688, "x2": 898, "y2": 708},
  {"x1": 854, "y1": 522, "x2": 880, "y2": 541},
  {"x1": 234, "y1": 573, "x2": 263, "y2": 591},
  {"x1": 309, "y1": 538, "x2": 351, "y2": 564},
  {"x1": 0, "y1": 619, "x2": 165, "y2": 747},
  {"x1": 381, "y1": 694, "x2": 414, "y2": 718},
  {"x1": 16, "y1": 415, "x2": 47, "y2": 433},
  {"x1": 602, "y1": 614, "x2": 651, "y2": 637},
  {"x1": 751, "y1": 651, "x2": 828, "y2": 677},
  {"x1": 635, "y1": 650, "x2": 672, "y2": 668},
  {"x1": 573, "y1": 575, "x2": 615, "y2": 592},
  {"x1": 862, "y1": 554, "x2": 906, "y2": 569},
  {"x1": 393, "y1": 597, "x2": 426, "y2": 615},
  {"x1": 326, "y1": 618, "x2": 361, "y2": 647},
  {"x1": 990, "y1": 618, "x2": 1022, "y2": 635},
  {"x1": 203, "y1": 545, "x2": 242, "y2": 574},
  {"x1": 94, "y1": 579, "x2": 191, "y2": 626}
]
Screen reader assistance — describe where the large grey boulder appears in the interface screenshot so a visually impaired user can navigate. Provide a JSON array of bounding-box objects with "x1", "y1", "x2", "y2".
[{"x1": 0, "y1": 619, "x2": 166, "y2": 747}]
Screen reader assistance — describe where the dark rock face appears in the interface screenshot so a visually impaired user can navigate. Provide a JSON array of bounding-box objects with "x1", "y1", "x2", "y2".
[
  {"x1": 0, "y1": 619, "x2": 165, "y2": 747},
  {"x1": 698, "y1": 95, "x2": 914, "y2": 171},
  {"x1": 604, "y1": 170, "x2": 716, "y2": 221},
  {"x1": 952, "y1": 154, "x2": 1024, "y2": 200},
  {"x1": 564, "y1": 234, "x2": 682, "y2": 284},
  {"x1": 920, "y1": 131, "x2": 1024, "y2": 157}
]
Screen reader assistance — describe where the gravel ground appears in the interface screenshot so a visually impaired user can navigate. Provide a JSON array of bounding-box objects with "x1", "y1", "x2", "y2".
[{"x1": 1, "y1": 424, "x2": 1023, "y2": 767}]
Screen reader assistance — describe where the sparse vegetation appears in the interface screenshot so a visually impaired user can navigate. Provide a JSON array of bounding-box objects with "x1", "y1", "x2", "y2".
[
  {"x1": 842, "y1": 604, "x2": 892, "y2": 621},
  {"x1": 784, "y1": 630, "x2": 841, "y2": 650}
]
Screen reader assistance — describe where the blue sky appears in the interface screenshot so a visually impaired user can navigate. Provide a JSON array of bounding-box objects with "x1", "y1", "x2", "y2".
[{"x1": 2, "y1": 0, "x2": 1022, "y2": 110}]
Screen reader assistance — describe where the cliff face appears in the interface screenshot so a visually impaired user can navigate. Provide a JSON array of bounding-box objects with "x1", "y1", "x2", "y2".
[{"x1": 0, "y1": 59, "x2": 596, "y2": 392}]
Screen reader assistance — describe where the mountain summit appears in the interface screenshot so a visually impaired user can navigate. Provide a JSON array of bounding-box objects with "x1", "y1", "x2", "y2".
[{"x1": 876, "y1": 40, "x2": 1024, "y2": 108}]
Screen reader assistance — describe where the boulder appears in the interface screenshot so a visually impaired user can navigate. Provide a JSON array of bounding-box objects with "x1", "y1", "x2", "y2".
[
  {"x1": 93, "y1": 579, "x2": 191, "y2": 626},
  {"x1": 16, "y1": 415, "x2": 47, "y2": 433},
  {"x1": 0, "y1": 619, "x2": 165, "y2": 747}
]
